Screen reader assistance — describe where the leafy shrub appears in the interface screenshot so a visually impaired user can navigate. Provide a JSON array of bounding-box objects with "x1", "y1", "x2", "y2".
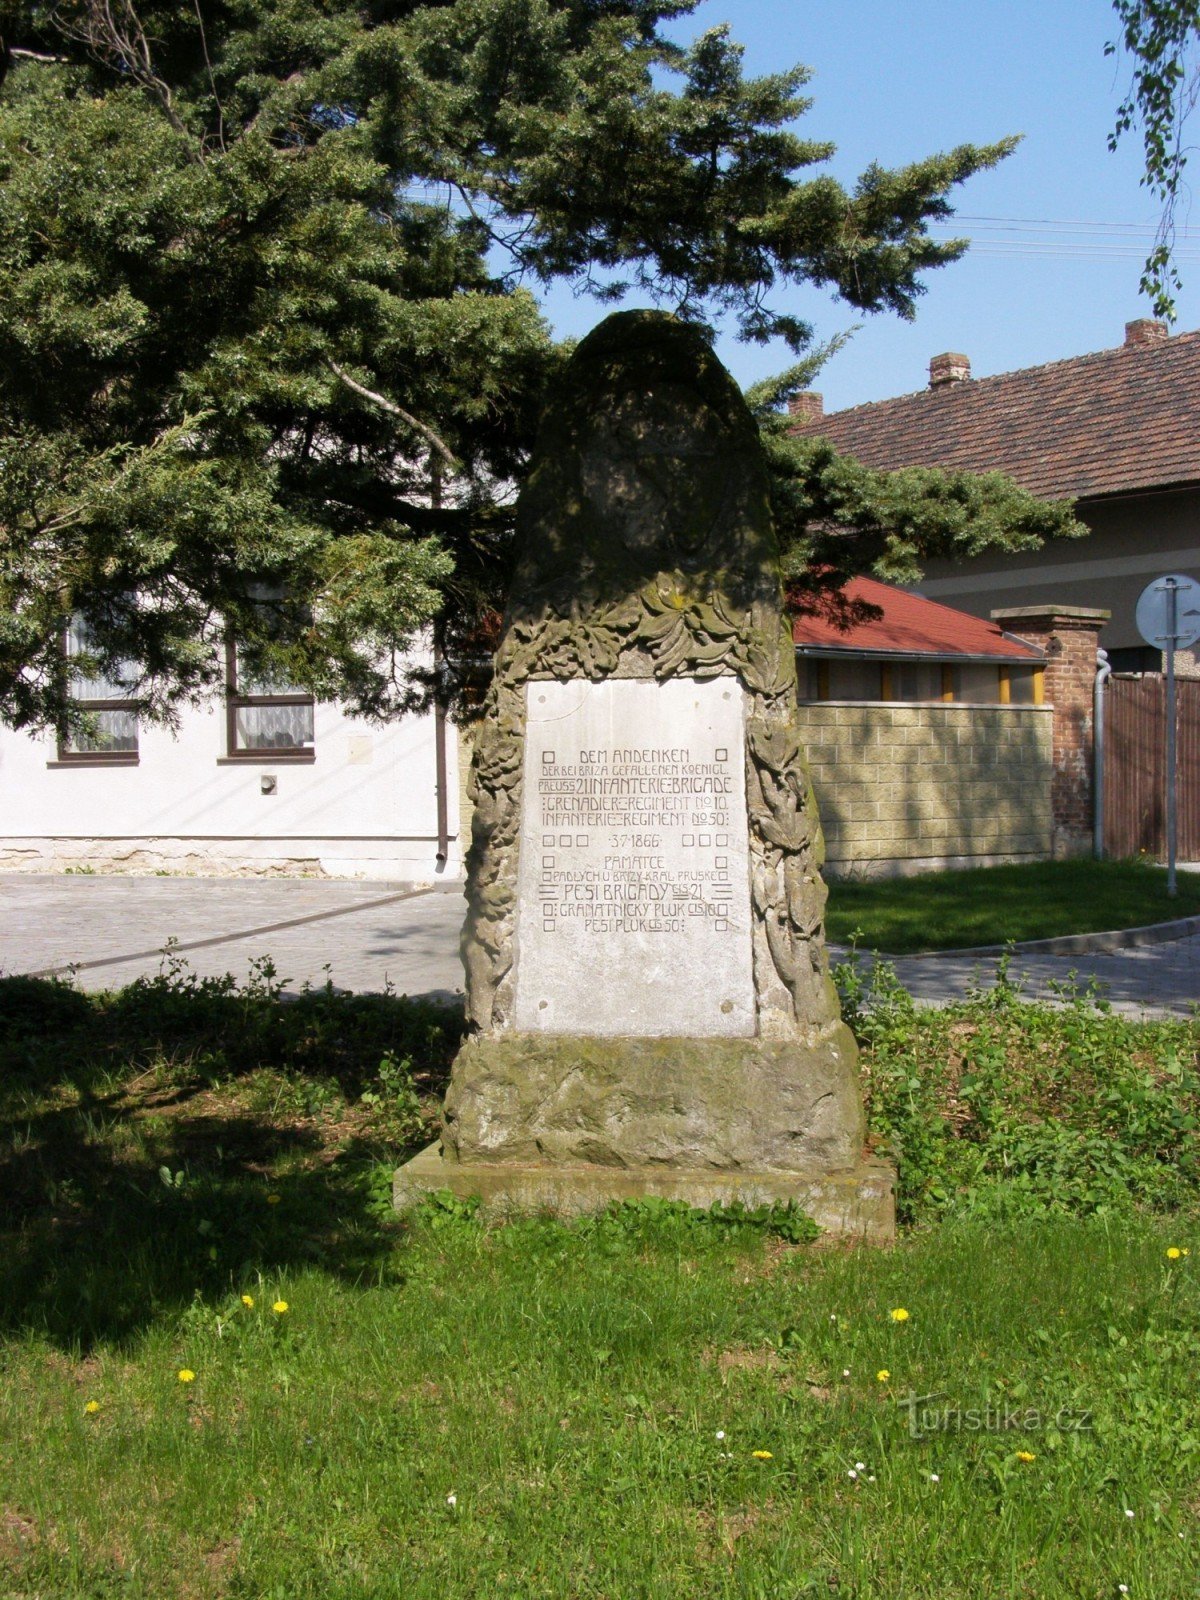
[{"x1": 0, "y1": 958, "x2": 464, "y2": 1109}]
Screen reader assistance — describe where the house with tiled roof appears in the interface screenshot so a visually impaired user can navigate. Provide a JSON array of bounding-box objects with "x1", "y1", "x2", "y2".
[
  {"x1": 789, "y1": 319, "x2": 1200, "y2": 672},
  {"x1": 792, "y1": 575, "x2": 1045, "y2": 705}
]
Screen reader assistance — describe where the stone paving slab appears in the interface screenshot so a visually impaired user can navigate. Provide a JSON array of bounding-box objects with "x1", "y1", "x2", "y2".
[
  {"x1": 0, "y1": 875, "x2": 467, "y2": 1001},
  {"x1": 1, "y1": 875, "x2": 1198, "y2": 1017}
]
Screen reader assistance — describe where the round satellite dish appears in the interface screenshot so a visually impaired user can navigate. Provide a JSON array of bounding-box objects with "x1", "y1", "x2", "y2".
[{"x1": 1135, "y1": 574, "x2": 1200, "y2": 652}]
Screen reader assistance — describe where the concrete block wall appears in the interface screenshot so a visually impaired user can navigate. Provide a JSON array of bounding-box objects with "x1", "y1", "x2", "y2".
[{"x1": 797, "y1": 703, "x2": 1054, "y2": 879}]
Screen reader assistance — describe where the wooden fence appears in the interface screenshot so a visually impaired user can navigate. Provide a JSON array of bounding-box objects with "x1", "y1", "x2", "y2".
[{"x1": 1103, "y1": 675, "x2": 1200, "y2": 859}]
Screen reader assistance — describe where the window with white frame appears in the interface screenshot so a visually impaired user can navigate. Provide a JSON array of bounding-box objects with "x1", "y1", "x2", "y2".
[{"x1": 57, "y1": 615, "x2": 139, "y2": 763}]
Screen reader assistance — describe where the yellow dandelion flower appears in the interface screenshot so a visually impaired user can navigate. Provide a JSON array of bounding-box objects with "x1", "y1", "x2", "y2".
[
  {"x1": 1015, "y1": 1450, "x2": 1035, "y2": 1463},
  {"x1": 876, "y1": 1369, "x2": 891, "y2": 1382},
  {"x1": 890, "y1": 1308, "x2": 910, "y2": 1322},
  {"x1": 266, "y1": 1193, "x2": 281, "y2": 1206},
  {"x1": 241, "y1": 1294, "x2": 254, "y2": 1308},
  {"x1": 272, "y1": 1300, "x2": 289, "y2": 1315},
  {"x1": 177, "y1": 1369, "x2": 196, "y2": 1384},
  {"x1": 751, "y1": 1450, "x2": 773, "y2": 1460},
  {"x1": 1167, "y1": 1247, "x2": 1183, "y2": 1260},
  {"x1": 84, "y1": 1400, "x2": 100, "y2": 1415}
]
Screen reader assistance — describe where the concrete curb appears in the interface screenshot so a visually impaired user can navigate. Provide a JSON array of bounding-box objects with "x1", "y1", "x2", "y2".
[{"x1": 846, "y1": 912, "x2": 1200, "y2": 963}]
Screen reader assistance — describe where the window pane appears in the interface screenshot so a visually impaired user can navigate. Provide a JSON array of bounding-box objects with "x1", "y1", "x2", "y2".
[
  {"x1": 1008, "y1": 667, "x2": 1040, "y2": 704},
  {"x1": 797, "y1": 658, "x2": 823, "y2": 701},
  {"x1": 951, "y1": 665, "x2": 1002, "y2": 703},
  {"x1": 66, "y1": 616, "x2": 136, "y2": 700},
  {"x1": 826, "y1": 660, "x2": 883, "y2": 701},
  {"x1": 63, "y1": 709, "x2": 138, "y2": 754},
  {"x1": 233, "y1": 636, "x2": 310, "y2": 698},
  {"x1": 892, "y1": 663, "x2": 944, "y2": 702},
  {"x1": 236, "y1": 661, "x2": 304, "y2": 697},
  {"x1": 235, "y1": 702, "x2": 314, "y2": 750}
]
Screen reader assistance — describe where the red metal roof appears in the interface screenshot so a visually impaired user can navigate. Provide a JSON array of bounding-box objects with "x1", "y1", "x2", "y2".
[
  {"x1": 792, "y1": 577, "x2": 1043, "y2": 661},
  {"x1": 788, "y1": 328, "x2": 1200, "y2": 502}
]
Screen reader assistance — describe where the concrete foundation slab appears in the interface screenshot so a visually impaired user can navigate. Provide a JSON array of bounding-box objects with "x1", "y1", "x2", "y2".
[{"x1": 393, "y1": 1142, "x2": 896, "y2": 1242}]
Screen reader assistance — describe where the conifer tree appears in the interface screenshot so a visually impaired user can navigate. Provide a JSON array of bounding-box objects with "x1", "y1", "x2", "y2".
[{"x1": 0, "y1": 1, "x2": 1081, "y2": 731}]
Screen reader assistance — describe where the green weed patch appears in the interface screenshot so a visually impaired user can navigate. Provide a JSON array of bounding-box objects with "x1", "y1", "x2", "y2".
[{"x1": 840, "y1": 954, "x2": 1200, "y2": 1226}]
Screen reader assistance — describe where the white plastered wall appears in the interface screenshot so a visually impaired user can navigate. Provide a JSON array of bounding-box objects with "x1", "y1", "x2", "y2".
[{"x1": 0, "y1": 693, "x2": 462, "y2": 882}]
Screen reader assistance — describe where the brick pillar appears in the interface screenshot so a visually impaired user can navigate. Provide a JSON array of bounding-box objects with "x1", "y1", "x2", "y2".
[{"x1": 990, "y1": 605, "x2": 1110, "y2": 858}]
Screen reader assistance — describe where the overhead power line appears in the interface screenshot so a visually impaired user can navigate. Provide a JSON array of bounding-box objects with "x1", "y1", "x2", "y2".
[{"x1": 921, "y1": 214, "x2": 1200, "y2": 266}]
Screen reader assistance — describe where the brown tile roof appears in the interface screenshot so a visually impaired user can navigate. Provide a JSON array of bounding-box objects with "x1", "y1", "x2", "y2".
[
  {"x1": 792, "y1": 577, "x2": 1043, "y2": 661},
  {"x1": 789, "y1": 329, "x2": 1200, "y2": 502}
]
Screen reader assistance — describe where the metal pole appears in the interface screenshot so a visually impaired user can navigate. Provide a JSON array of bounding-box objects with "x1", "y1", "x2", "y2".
[
  {"x1": 1167, "y1": 579, "x2": 1178, "y2": 897},
  {"x1": 1093, "y1": 648, "x2": 1111, "y2": 860}
]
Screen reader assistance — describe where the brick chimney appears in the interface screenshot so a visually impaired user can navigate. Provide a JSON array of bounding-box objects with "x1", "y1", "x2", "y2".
[
  {"x1": 929, "y1": 352, "x2": 970, "y2": 388},
  {"x1": 788, "y1": 391, "x2": 824, "y2": 423},
  {"x1": 1125, "y1": 318, "x2": 1168, "y2": 347}
]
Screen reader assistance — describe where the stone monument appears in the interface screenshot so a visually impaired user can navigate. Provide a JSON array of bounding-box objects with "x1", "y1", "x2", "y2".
[{"x1": 395, "y1": 311, "x2": 894, "y2": 1240}]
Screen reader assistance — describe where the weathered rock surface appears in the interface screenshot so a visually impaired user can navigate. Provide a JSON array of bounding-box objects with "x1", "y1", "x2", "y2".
[{"x1": 442, "y1": 1028, "x2": 865, "y2": 1173}]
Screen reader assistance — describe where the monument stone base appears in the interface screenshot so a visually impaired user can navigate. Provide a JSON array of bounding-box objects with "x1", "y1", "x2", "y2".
[
  {"x1": 440, "y1": 1030, "x2": 867, "y2": 1172},
  {"x1": 393, "y1": 1142, "x2": 895, "y2": 1242}
]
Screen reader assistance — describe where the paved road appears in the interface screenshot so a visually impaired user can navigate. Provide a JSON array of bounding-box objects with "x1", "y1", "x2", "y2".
[
  {"x1": 0, "y1": 875, "x2": 466, "y2": 1002},
  {"x1": 878, "y1": 939, "x2": 1200, "y2": 1019},
  {"x1": 0, "y1": 874, "x2": 1197, "y2": 1017}
]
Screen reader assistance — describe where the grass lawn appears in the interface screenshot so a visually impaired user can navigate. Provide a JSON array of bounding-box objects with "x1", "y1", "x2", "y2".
[
  {"x1": 2, "y1": 962, "x2": 1199, "y2": 1598},
  {"x1": 824, "y1": 859, "x2": 1200, "y2": 954}
]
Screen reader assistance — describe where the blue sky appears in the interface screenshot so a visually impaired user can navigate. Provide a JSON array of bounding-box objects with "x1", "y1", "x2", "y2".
[{"x1": 537, "y1": 1, "x2": 1198, "y2": 412}]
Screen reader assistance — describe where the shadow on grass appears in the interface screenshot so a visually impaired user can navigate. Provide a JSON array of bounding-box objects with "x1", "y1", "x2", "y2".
[{"x1": 0, "y1": 972, "x2": 466, "y2": 1350}]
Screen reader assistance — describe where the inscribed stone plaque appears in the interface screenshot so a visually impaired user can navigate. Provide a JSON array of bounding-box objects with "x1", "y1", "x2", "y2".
[{"x1": 513, "y1": 676, "x2": 754, "y2": 1037}]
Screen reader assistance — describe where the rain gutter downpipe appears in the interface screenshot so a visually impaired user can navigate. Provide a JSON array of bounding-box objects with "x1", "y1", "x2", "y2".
[{"x1": 1093, "y1": 647, "x2": 1112, "y2": 860}]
